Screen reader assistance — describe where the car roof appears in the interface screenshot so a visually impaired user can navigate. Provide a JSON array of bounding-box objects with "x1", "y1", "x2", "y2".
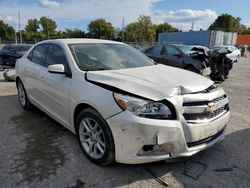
[{"x1": 39, "y1": 38, "x2": 124, "y2": 45}]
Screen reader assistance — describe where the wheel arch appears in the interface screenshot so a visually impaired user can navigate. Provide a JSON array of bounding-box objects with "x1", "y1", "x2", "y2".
[
  {"x1": 73, "y1": 103, "x2": 97, "y2": 131},
  {"x1": 185, "y1": 64, "x2": 197, "y2": 71},
  {"x1": 15, "y1": 76, "x2": 21, "y2": 87},
  {"x1": 74, "y1": 102, "x2": 116, "y2": 165}
]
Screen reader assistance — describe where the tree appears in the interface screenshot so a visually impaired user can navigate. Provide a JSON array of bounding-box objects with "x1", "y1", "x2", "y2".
[
  {"x1": 208, "y1": 14, "x2": 241, "y2": 32},
  {"x1": 124, "y1": 15, "x2": 156, "y2": 42},
  {"x1": 39, "y1": 16, "x2": 57, "y2": 38},
  {"x1": 22, "y1": 30, "x2": 47, "y2": 43},
  {"x1": 137, "y1": 15, "x2": 155, "y2": 42},
  {"x1": 155, "y1": 23, "x2": 179, "y2": 41},
  {"x1": 63, "y1": 29, "x2": 86, "y2": 38},
  {"x1": 87, "y1": 19, "x2": 116, "y2": 40},
  {"x1": 25, "y1": 19, "x2": 39, "y2": 33},
  {"x1": 0, "y1": 20, "x2": 15, "y2": 42},
  {"x1": 124, "y1": 22, "x2": 141, "y2": 42},
  {"x1": 237, "y1": 24, "x2": 250, "y2": 35}
]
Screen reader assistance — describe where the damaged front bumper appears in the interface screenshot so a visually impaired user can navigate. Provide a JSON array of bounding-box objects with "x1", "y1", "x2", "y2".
[
  {"x1": 106, "y1": 110, "x2": 229, "y2": 164},
  {"x1": 200, "y1": 67, "x2": 211, "y2": 77}
]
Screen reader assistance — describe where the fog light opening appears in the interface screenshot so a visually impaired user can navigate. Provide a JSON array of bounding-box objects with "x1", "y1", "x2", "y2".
[
  {"x1": 143, "y1": 145, "x2": 154, "y2": 152},
  {"x1": 139, "y1": 143, "x2": 174, "y2": 157}
]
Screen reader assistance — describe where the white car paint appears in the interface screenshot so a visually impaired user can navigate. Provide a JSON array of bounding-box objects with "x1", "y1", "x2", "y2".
[
  {"x1": 16, "y1": 39, "x2": 230, "y2": 164},
  {"x1": 87, "y1": 64, "x2": 213, "y2": 100},
  {"x1": 212, "y1": 45, "x2": 241, "y2": 62}
]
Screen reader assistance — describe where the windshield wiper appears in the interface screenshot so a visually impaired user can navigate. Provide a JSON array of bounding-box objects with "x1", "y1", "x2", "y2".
[{"x1": 83, "y1": 68, "x2": 109, "y2": 71}]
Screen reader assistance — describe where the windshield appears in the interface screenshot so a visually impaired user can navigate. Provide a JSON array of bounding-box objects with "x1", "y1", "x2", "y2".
[
  {"x1": 177, "y1": 45, "x2": 194, "y2": 55},
  {"x1": 68, "y1": 43, "x2": 154, "y2": 71}
]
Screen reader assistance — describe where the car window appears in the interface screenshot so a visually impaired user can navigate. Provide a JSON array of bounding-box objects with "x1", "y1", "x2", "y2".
[
  {"x1": 46, "y1": 44, "x2": 68, "y2": 67},
  {"x1": 30, "y1": 44, "x2": 48, "y2": 66},
  {"x1": 146, "y1": 46, "x2": 162, "y2": 56},
  {"x1": 176, "y1": 45, "x2": 193, "y2": 55},
  {"x1": 3, "y1": 45, "x2": 9, "y2": 50},
  {"x1": 164, "y1": 46, "x2": 180, "y2": 56}
]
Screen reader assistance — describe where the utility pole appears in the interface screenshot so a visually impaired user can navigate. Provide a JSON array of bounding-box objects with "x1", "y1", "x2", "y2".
[
  {"x1": 15, "y1": 29, "x2": 17, "y2": 44},
  {"x1": 191, "y1": 20, "x2": 194, "y2": 31},
  {"x1": 18, "y1": 10, "x2": 22, "y2": 43},
  {"x1": 122, "y1": 17, "x2": 125, "y2": 42}
]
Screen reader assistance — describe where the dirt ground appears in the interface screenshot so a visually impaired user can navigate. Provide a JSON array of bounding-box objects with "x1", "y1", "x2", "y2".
[{"x1": 0, "y1": 57, "x2": 249, "y2": 188}]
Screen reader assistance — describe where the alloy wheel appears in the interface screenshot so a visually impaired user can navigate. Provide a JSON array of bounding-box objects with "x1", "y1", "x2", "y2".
[
  {"x1": 79, "y1": 117, "x2": 106, "y2": 159},
  {"x1": 18, "y1": 82, "x2": 26, "y2": 107}
]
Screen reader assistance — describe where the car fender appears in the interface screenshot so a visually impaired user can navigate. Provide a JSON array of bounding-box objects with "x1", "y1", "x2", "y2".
[{"x1": 184, "y1": 57, "x2": 203, "y2": 71}]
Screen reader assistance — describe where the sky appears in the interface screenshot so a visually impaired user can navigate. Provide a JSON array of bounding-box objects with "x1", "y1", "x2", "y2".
[{"x1": 0, "y1": 0, "x2": 249, "y2": 32}]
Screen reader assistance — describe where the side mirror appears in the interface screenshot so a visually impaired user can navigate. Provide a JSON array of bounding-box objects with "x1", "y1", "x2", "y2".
[{"x1": 48, "y1": 64, "x2": 65, "y2": 74}]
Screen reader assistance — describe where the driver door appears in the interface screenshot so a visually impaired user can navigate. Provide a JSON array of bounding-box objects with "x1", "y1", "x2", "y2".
[
  {"x1": 162, "y1": 45, "x2": 184, "y2": 68},
  {"x1": 43, "y1": 43, "x2": 72, "y2": 126}
]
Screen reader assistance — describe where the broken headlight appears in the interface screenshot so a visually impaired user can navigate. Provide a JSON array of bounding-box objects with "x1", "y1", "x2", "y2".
[{"x1": 114, "y1": 93, "x2": 175, "y2": 120}]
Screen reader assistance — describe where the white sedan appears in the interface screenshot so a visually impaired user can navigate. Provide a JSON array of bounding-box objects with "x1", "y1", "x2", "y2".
[{"x1": 16, "y1": 39, "x2": 230, "y2": 165}]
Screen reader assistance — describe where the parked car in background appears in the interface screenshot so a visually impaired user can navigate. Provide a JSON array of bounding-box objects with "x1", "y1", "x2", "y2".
[
  {"x1": 0, "y1": 44, "x2": 32, "y2": 67},
  {"x1": 211, "y1": 45, "x2": 240, "y2": 62},
  {"x1": 142, "y1": 44, "x2": 211, "y2": 76},
  {"x1": 16, "y1": 39, "x2": 230, "y2": 165},
  {"x1": 209, "y1": 48, "x2": 234, "y2": 81}
]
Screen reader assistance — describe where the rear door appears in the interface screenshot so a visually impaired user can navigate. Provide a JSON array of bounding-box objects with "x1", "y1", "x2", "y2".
[
  {"x1": 42, "y1": 43, "x2": 72, "y2": 126},
  {"x1": 25, "y1": 44, "x2": 49, "y2": 107},
  {"x1": 162, "y1": 45, "x2": 184, "y2": 68}
]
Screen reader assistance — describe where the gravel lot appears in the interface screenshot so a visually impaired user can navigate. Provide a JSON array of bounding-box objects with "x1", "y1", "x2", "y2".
[{"x1": 0, "y1": 57, "x2": 250, "y2": 188}]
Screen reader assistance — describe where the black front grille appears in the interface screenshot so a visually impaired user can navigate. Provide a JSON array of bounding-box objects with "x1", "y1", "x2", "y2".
[
  {"x1": 210, "y1": 96, "x2": 226, "y2": 104},
  {"x1": 183, "y1": 95, "x2": 229, "y2": 123},
  {"x1": 208, "y1": 104, "x2": 228, "y2": 119}
]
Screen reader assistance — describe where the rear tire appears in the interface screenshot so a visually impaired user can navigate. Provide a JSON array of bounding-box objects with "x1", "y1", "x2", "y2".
[
  {"x1": 17, "y1": 80, "x2": 32, "y2": 110},
  {"x1": 76, "y1": 108, "x2": 115, "y2": 166}
]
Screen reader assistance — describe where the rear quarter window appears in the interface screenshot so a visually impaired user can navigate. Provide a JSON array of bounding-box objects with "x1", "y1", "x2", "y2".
[
  {"x1": 146, "y1": 46, "x2": 162, "y2": 56},
  {"x1": 28, "y1": 44, "x2": 48, "y2": 66}
]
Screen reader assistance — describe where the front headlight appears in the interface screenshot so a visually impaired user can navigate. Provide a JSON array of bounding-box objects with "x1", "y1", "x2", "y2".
[{"x1": 114, "y1": 93, "x2": 175, "y2": 120}]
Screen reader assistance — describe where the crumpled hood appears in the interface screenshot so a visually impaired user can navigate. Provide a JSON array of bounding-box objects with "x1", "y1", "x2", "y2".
[{"x1": 86, "y1": 64, "x2": 213, "y2": 100}]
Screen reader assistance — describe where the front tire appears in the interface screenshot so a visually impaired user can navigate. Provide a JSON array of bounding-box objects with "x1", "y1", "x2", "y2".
[
  {"x1": 17, "y1": 80, "x2": 32, "y2": 110},
  {"x1": 76, "y1": 108, "x2": 115, "y2": 165}
]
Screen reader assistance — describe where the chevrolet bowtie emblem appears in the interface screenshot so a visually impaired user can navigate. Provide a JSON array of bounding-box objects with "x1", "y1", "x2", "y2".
[{"x1": 207, "y1": 107, "x2": 216, "y2": 113}]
